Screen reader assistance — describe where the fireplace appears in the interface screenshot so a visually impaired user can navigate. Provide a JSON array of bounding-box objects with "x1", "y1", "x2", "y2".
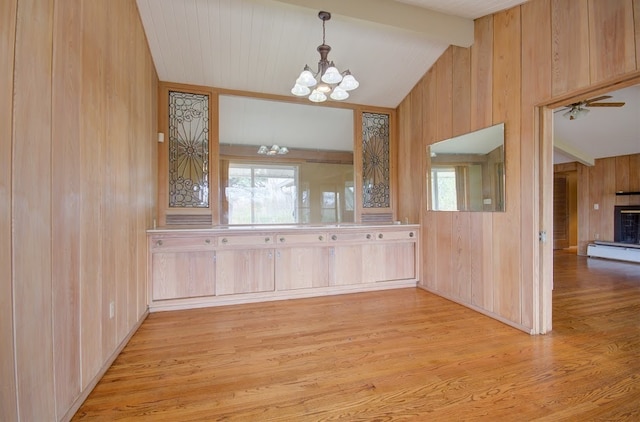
[{"x1": 614, "y1": 205, "x2": 640, "y2": 244}]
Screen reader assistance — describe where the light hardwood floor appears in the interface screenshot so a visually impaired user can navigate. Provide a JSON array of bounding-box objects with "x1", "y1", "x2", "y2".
[{"x1": 73, "y1": 251, "x2": 640, "y2": 421}]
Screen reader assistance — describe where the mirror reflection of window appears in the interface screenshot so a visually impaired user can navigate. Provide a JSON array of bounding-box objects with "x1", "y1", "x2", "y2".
[
  {"x1": 226, "y1": 163, "x2": 297, "y2": 224},
  {"x1": 222, "y1": 161, "x2": 354, "y2": 225},
  {"x1": 344, "y1": 182, "x2": 354, "y2": 212},
  {"x1": 321, "y1": 190, "x2": 337, "y2": 223},
  {"x1": 431, "y1": 167, "x2": 458, "y2": 211}
]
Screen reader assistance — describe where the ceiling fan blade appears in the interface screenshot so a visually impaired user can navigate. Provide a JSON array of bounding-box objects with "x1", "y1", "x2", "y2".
[
  {"x1": 585, "y1": 95, "x2": 612, "y2": 104},
  {"x1": 587, "y1": 102, "x2": 625, "y2": 107}
]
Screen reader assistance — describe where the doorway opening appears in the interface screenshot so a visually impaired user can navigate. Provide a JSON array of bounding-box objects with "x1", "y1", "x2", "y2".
[{"x1": 540, "y1": 74, "x2": 640, "y2": 334}]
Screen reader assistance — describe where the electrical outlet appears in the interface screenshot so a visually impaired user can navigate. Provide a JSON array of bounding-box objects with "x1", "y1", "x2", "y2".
[
  {"x1": 109, "y1": 301, "x2": 115, "y2": 319},
  {"x1": 594, "y1": 233, "x2": 599, "y2": 240},
  {"x1": 593, "y1": 203, "x2": 599, "y2": 210}
]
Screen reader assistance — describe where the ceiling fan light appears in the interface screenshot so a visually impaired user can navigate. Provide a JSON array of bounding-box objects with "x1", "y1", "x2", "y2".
[
  {"x1": 291, "y1": 83, "x2": 311, "y2": 96},
  {"x1": 330, "y1": 87, "x2": 349, "y2": 101},
  {"x1": 308, "y1": 89, "x2": 327, "y2": 103},
  {"x1": 563, "y1": 108, "x2": 578, "y2": 120},
  {"x1": 339, "y1": 74, "x2": 359, "y2": 91},
  {"x1": 576, "y1": 107, "x2": 589, "y2": 119},
  {"x1": 321, "y1": 66, "x2": 342, "y2": 84},
  {"x1": 563, "y1": 106, "x2": 589, "y2": 120}
]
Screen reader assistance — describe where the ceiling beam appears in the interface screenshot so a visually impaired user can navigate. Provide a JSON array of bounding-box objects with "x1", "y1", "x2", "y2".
[
  {"x1": 554, "y1": 137, "x2": 595, "y2": 167},
  {"x1": 270, "y1": 0, "x2": 474, "y2": 47}
]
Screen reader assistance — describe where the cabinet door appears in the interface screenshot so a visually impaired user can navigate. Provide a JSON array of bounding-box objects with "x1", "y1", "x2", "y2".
[
  {"x1": 152, "y1": 251, "x2": 215, "y2": 300},
  {"x1": 216, "y1": 249, "x2": 275, "y2": 295},
  {"x1": 276, "y1": 247, "x2": 329, "y2": 290},
  {"x1": 363, "y1": 242, "x2": 416, "y2": 282},
  {"x1": 330, "y1": 245, "x2": 365, "y2": 286}
]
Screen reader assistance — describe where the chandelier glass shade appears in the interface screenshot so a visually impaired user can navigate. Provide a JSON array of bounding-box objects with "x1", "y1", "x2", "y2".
[
  {"x1": 291, "y1": 11, "x2": 359, "y2": 103},
  {"x1": 258, "y1": 145, "x2": 289, "y2": 155}
]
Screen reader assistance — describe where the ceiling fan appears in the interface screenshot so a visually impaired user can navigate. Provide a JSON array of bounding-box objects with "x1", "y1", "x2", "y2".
[{"x1": 557, "y1": 95, "x2": 626, "y2": 120}]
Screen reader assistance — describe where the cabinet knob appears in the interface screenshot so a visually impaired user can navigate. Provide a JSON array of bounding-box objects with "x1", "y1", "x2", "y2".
[
  {"x1": 366, "y1": 234, "x2": 372, "y2": 240},
  {"x1": 265, "y1": 237, "x2": 270, "y2": 243},
  {"x1": 280, "y1": 237, "x2": 286, "y2": 243},
  {"x1": 205, "y1": 238, "x2": 211, "y2": 244},
  {"x1": 318, "y1": 235, "x2": 324, "y2": 241},
  {"x1": 156, "y1": 240, "x2": 163, "y2": 246},
  {"x1": 331, "y1": 234, "x2": 337, "y2": 241},
  {"x1": 221, "y1": 238, "x2": 228, "y2": 244},
  {"x1": 378, "y1": 233, "x2": 384, "y2": 239},
  {"x1": 409, "y1": 232, "x2": 414, "y2": 238}
]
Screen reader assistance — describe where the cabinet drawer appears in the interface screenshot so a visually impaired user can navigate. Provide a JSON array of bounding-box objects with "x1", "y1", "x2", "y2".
[
  {"x1": 375, "y1": 230, "x2": 417, "y2": 241},
  {"x1": 218, "y1": 234, "x2": 274, "y2": 247},
  {"x1": 276, "y1": 232, "x2": 328, "y2": 245},
  {"x1": 150, "y1": 236, "x2": 216, "y2": 251},
  {"x1": 328, "y1": 231, "x2": 375, "y2": 242}
]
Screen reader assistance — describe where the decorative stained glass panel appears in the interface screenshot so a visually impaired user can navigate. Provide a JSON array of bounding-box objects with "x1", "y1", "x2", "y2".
[
  {"x1": 362, "y1": 112, "x2": 390, "y2": 208},
  {"x1": 168, "y1": 91, "x2": 209, "y2": 208}
]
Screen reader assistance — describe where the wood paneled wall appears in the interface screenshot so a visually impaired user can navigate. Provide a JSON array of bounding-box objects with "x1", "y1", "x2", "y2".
[
  {"x1": 397, "y1": 0, "x2": 640, "y2": 333},
  {"x1": 576, "y1": 153, "x2": 640, "y2": 253},
  {"x1": 0, "y1": 0, "x2": 18, "y2": 420},
  {"x1": 1, "y1": 1, "x2": 158, "y2": 420}
]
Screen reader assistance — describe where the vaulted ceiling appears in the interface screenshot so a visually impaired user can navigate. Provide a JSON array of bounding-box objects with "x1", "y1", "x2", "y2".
[
  {"x1": 136, "y1": 0, "x2": 527, "y2": 108},
  {"x1": 136, "y1": 0, "x2": 639, "y2": 164}
]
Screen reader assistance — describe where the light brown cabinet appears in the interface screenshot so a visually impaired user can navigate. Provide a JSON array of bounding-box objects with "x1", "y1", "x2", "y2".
[
  {"x1": 150, "y1": 235, "x2": 216, "y2": 300},
  {"x1": 216, "y1": 249, "x2": 275, "y2": 295},
  {"x1": 148, "y1": 225, "x2": 419, "y2": 311},
  {"x1": 330, "y1": 245, "x2": 364, "y2": 285},
  {"x1": 275, "y1": 232, "x2": 329, "y2": 290},
  {"x1": 330, "y1": 229, "x2": 417, "y2": 285},
  {"x1": 363, "y1": 242, "x2": 416, "y2": 282},
  {"x1": 152, "y1": 251, "x2": 216, "y2": 300},
  {"x1": 276, "y1": 247, "x2": 330, "y2": 290}
]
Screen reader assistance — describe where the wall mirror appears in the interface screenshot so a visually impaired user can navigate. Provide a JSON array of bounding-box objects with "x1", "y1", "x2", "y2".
[
  {"x1": 218, "y1": 95, "x2": 355, "y2": 225},
  {"x1": 427, "y1": 123, "x2": 505, "y2": 212}
]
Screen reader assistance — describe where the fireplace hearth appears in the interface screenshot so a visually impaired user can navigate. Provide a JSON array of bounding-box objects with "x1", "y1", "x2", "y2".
[{"x1": 614, "y1": 205, "x2": 640, "y2": 245}]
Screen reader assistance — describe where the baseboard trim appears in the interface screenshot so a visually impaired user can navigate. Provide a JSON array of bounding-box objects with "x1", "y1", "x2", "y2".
[
  {"x1": 416, "y1": 285, "x2": 533, "y2": 334},
  {"x1": 60, "y1": 309, "x2": 150, "y2": 422},
  {"x1": 149, "y1": 280, "x2": 418, "y2": 313}
]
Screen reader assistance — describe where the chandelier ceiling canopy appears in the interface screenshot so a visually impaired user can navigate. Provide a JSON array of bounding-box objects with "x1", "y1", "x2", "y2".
[{"x1": 291, "y1": 11, "x2": 359, "y2": 103}]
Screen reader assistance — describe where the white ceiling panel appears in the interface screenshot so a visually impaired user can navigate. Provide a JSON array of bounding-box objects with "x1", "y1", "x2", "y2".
[
  {"x1": 136, "y1": 0, "x2": 456, "y2": 108},
  {"x1": 136, "y1": 0, "x2": 639, "y2": 162}
]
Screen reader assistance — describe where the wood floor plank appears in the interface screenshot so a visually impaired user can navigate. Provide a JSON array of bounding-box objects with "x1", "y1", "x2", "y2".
[{"x1": 73, "y1": 250, "x2": 640, "y2": 421}]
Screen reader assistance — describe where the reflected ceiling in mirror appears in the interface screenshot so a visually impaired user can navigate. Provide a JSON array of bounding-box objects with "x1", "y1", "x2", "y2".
[
  {"x1": 427, "y1": 123, "x2": 505, "y2": 212},
  {"x1": 218, "y1": 95, "x2": 356, "y2": 225},
  {"x1": 219, "y1": 95, "x2": 354, "y2": 151}
]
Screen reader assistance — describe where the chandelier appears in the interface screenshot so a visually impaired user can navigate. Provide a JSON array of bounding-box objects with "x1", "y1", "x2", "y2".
[
  {"x1": 291, "y1": 11, "x2": 359, "y2": 103},
  {"x1": 258, "y1": 145, "x2": 288, "y2": 155}
]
